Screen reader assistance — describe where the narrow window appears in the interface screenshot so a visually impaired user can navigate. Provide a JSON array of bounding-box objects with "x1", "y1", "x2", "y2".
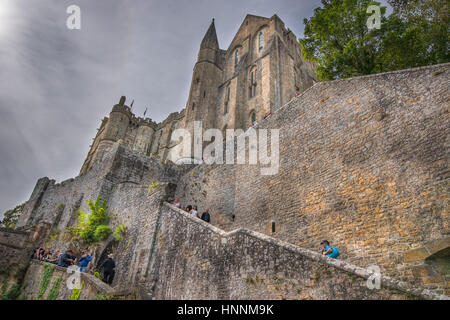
[
  {"x1": 192, "y1": 102, "x2": 195, "y2": 110},
  {"x1": 249, "y1": 69, "x2": 257, "y2": 98},
  {"x1": 259, "y1": 32, "x2": 263, "y2": 52},
  {"x1": 234, "y1": 50, "x2": 239, "y2": 67},
  {"x1": 224, "y1": 102, "x2": 228, "y2": 114},
  {"x1": 251, "y1": 112, "x2": 256, "y2": 124},
  {"x1": 227, "y1": 87, "x2": 230, "y2": 101},
  {"x1": 203, "y1": 90, "x2": 206, "y2": 98},
  {"x1": 271, "y1": 222, "x2": 276, "y2": 233}
]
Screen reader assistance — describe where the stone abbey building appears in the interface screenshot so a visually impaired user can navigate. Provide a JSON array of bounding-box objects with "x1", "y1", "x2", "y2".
[
  {"x1": 80, "y1": 14, "x2": 316, "y2": 174},
  {"x1": 1, "y1": 14, "x2": 448, "y2": 300}
]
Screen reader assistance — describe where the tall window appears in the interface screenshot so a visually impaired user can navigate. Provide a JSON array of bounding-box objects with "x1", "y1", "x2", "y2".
[
  {"x1": 249, "y1": 69, "x2": 257, "y2": 98},
  {"x1": 234, "y1": 50, "x2": 239, "y2": 68},
  {"x1": 224, "y1": 86, "x2": 230, "y2": 114},
  {"x1": 259, "y1": 32, "x2": 263, "y2": 52}
]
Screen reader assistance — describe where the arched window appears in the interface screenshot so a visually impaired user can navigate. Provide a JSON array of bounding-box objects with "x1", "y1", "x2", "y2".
[
  {"x1": 259, "y1": 32, "x2": 263, "y2": 52},
  {"x1": 234, "y1": 50, "x2": 239, "y2": 68},
  {"x1": 251, "y1": 112, "x2": 256, "y2": 124}
]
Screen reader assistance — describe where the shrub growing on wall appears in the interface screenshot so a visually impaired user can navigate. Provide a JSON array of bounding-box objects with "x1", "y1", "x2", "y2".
[
  {"x1": 70, "y1": 282, "x2": 84, "y2": 300},
  {"x1": 113, "y1": 224, "x2": 127, "y2": 241},
  {"x1": 1, "y1": 202, "x2": 26, "y2": 229},
  {"x1": 94, "y1": 225, "x2": 112, "y2": 241},
  {"x1": 70, "y1": 197, "x2": 112, "y2": 244}
]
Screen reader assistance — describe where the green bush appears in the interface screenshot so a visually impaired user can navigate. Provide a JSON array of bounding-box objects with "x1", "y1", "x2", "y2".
[
  {"x1": 113, "y1": 224, "x2": 127, "y2": 241},
  {"x1": 94, "y1": 225, "x2": 112, "y2": 241},
  {"x1": 77, "y1": 197, "x2": 109, "y2": 243},
  {"x1": 70, "y1": 282, "x2": 83, "y2": 300},
  {"x1": 65, "y1": 197, "x2": 112, "y2": 244},
  {"x1": 1, "y1": 202, "x2": 26, "y2": 229}
]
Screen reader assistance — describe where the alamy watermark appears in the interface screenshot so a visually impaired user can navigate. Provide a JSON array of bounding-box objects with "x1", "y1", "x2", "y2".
[
  {"x1": 366, "y1": 265, "x2": 381, "y2": 290},
  {"x1": 367, "y1": 5, "x2": 381, "y2": 30},
  {"x1": 66, "y1": 265, "x2": 82, "y2": 289},
  {"x1": 171, "y1": 121, "x2": 280, "y2": 176},
  {"x1": 66, "y1": 5, "x2": 81, "y2": 30}
]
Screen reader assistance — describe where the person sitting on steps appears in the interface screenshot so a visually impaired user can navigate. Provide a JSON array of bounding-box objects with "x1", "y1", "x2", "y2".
[{"x1": 320, "y1": 240, "x2": 340, "y2": 259}]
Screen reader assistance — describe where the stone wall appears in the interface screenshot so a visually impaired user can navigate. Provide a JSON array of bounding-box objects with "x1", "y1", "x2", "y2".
[
  {"x1": 10, "y1": 64, "x2": 449, "y2": 299},
  {"x1": 142, "y1": 203, "x2": 445, "y2": 300},
  {"x1": 20, "y1": 260, "x2": 115, "y2": 300},
  {"x1": 0, "y1": 228, "x2": 31, "y2": 276},
  {"x1": 15, "y1": 142, "x2": 186, "y2": 264},
  {"x1": 175, "y1": 63, "x2": 450, "y2": 295}
]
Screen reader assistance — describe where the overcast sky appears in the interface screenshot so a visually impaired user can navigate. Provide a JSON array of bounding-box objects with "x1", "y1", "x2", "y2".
[{"x1": 0, "y1": 0, "x2": 391, "y2": 219}]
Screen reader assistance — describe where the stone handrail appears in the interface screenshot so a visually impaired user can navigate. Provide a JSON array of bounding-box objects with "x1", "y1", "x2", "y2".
[{"x1": 164, "y1": 202, "x2": 449, "y2": 300}]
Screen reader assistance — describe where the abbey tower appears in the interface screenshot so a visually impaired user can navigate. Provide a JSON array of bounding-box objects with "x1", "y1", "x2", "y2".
[{"x1": 80, "y1": 14, "x2": 316, "y2": 174}]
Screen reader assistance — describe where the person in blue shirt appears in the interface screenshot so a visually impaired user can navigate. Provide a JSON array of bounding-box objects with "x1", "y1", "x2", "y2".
[
  {"x1": 320, "y1": 240, "x2": 340, "y2": 259},
  {"x1": 78, "y1": 250, "x2": 92, "y2": 272}
]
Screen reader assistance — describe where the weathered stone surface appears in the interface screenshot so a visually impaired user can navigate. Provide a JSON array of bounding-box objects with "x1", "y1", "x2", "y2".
[
  {"x1": 175, "y1": 63, "x2": 450, "y2": 295},
  {"x1": 20, "y1": 260, "x2": 115, "y2": 300},
  {"x1": 6, "y1": 63, "x2": 449, "y2": 299}
]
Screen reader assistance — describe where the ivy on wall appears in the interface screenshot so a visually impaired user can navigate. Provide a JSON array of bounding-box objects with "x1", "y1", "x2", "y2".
[
  {"x1": 1, "y1": 284, "x2": 21, "y2": 300},
  {"x1": 46, "y1": 277, "x2": 62, "y2": 300},
  {"x1": 38, "y1": 263, "x2": 54, "y2": 299}
]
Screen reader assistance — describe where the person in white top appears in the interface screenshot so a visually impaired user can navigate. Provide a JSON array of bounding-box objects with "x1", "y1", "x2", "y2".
[{"x1": 191, "y1": 205, "x2": 199, "y2": 218}]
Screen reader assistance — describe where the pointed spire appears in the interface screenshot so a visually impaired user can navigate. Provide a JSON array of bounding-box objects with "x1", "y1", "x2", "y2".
[{"x1": 200, "y1": 18, "x2": 219, "y2": 50}]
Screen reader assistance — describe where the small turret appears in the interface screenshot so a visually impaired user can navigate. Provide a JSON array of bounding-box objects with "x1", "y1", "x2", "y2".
[{"x1": 104, "y1": 96, "x2": 131, "y2": 141}]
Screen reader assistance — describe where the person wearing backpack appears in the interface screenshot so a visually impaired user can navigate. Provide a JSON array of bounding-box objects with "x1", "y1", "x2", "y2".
[{"x1": 320, "y1": 240, "x2": 340, "y2": 259}]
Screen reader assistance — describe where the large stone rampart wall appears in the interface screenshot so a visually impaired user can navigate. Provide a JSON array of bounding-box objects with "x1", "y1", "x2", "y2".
[
  {"x1": 143, "y1": 203, "x2": 446, "y2": 300},
  {"x1": 175, "y1": 63, "x2": 450, "y2": 295}
]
